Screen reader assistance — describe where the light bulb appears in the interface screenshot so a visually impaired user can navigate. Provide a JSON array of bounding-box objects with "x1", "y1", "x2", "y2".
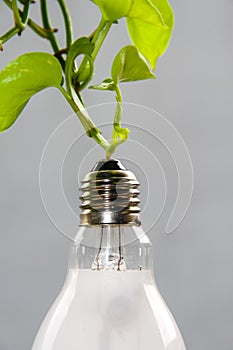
[{"x1": 32, "y1": 159, "x2": 186, "y2": 350}]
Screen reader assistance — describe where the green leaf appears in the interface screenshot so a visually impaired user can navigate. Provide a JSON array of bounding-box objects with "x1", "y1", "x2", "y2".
[
  {"x1": 89, "y1": 78, "x2": 116, "y2": 91},
  {"x1": 91, "y1": 0, "x2": 132, "y2": 21},
  {"x1": 127, "y1": 0, "x2": 174, "y2": 69},
  {"x1": 111, "y1": 45, "x2": 155, "y2": 84},
  {"x1": 0, "y1": 52, "x2": 62, "y2": 132}
]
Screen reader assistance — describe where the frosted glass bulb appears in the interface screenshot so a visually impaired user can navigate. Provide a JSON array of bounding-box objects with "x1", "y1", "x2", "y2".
[
  {"x1": 32, "y1": 225, "x2": 186, "y2": 350},
  {"x1": 32, "y1": 159, "x2": 186, "y2": 349}
]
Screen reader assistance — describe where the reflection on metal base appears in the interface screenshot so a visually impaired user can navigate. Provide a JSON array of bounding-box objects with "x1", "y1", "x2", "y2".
[{"x1": 80, "y1": 159, "x2": 141, "y2": 226}]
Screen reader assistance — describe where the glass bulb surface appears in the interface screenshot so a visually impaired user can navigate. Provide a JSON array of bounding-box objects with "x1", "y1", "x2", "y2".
[{"x1": 32, "y1": 225, "x2": 186, "y2": 350}]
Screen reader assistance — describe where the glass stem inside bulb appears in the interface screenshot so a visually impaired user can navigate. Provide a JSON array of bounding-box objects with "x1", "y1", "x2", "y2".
[
  {"x1": 118, "y1": 225, "x2": 122, "y2": 271},
  {"x1": 96, "y1": 225, "x2": 104, "y2": 271},
  {"x1": 92, "y1": 225, "x2": 126, "y2": 272}
]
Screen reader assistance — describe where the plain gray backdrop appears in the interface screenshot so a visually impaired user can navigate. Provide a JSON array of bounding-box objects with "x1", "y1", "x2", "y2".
[{"x1": 0, "y1": 1, "x2": 233, "y2": 349}]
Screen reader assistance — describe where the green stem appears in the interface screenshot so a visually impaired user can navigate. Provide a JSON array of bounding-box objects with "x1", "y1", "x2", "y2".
[
  {"x1": 2, "y1": 0, "x2": 55, "y2": 39},
  {"x1": 59, "y1": 87, "x2": 109, "y2": 151},
  {"x1": 40, "y1": 0, "x2": 65, "y2": 69},
  {"x1": 28, "y1": 19, "x2": 55, "y2": 39},
  {"x1": 91, "y1": 18, "x2": 112, "y2": 60},
  {"x1": 72, "y1": 53, "x2": 94, "y2": 92},
  {"x1": 40, "y1": 0, "x2": 59, "y2": 52},
  {"x1": 12, "y1": 0, "x2": 26, "y2": 30},
  {"x1": 0, "y1": 26, "x2": 19, "y2": 49},
  {"x1": 57, "y1": 0, "x2": 72, "y2": 48},
  {"x1": 73, "y1": 18, "x2": 112, "y2": 91},
  {"x1": 106, "y1": 138, "x2": 126, "y2": 159},
  {"x1": 112, "y1": 85, "x2": 123, "y2": 138},
  {"x1": 106, "y1": 85, "x2": 129, "y2": 159},
  {"x1": 21, "y1": 0, "x2": 30, "y2": 24}
]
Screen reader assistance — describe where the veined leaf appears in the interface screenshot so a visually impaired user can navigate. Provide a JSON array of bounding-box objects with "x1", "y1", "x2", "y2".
[
  {"x1": 0, "y1": 52, "x2": 62, "y2": 132},
  {"x1": 127, "y1": 0, "x2": 174, "y2": 69},
  {"x1": 111, "y1": 45, "x2": 155, "y2": 83},
  {"x1": 91, "y1": 0, "x2": 131, "y2": 21}
]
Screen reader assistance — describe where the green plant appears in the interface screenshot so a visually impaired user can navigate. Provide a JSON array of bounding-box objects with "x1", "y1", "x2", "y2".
[{"x1": 0, "y1": 0, "x2": 174, "y2": 158}]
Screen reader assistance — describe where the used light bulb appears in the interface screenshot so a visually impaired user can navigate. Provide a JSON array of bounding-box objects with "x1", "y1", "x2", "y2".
[{"x1": 32, "y1": 159, "x2": 186, "y2": 350}]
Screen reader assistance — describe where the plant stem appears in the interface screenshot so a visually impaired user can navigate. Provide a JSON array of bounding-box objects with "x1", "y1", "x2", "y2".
[
  {"x1": 59, "y1": 87, "x2": 110, "y2": 151},
  {"x1": 57, "y1": 0, "x2": 72, "y2": 48},
  {"x1": 91, "y1": 18, "x2": 112, "y2": 60},
  {"x1": 73, "y1": 18, "x2": 112, "y2": 91},
  {"x1": 28, "y1": 20, "x2": 56, "y2": 39},
  {"x1": 40, "y1": 0, "x2": 59, "y2": 52},
  {"x1": 12, "y1": 0, "x2": 26, "y2": 30},
  {"x1": 40, "y1": 0, "x2": 65, "y2": 69},
  {"x1": 112, "y1": 85, "x2": 123, "y2": 138},
  {"x1": 106, "y1": 85, "x2": 129, "y2": 159},
  {"x1": 0, "y1": 26, "x2": 19, "y2": 50},
  {"x1": 2, "y1": 0, "x2": 56, "y2": 39},
  {"x1": 21, "y1": 0, "x2": 30, "y2": 24},
  {"x1": 72, "y1": 53, "x2": 94, "y2": 91}
]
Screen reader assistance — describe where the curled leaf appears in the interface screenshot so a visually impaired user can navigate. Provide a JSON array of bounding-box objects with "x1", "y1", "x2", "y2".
[
  {"x1": 111, "y1": 45, "x2": 155, "y2": 84},
  {"x1": 65, "y1": 37, "x2": 94, "y2": 92},
  {"x1": 0, "y1": 52, "x2": 62, "y2": 132}
]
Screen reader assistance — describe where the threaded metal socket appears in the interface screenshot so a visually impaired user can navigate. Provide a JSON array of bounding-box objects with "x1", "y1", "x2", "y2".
[{"x1": 79, "y1": 159, "x2": 141, "y2": 226}]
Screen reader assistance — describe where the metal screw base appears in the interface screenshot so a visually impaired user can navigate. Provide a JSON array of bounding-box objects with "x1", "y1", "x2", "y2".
[{"x1": 79, "y1": 159, "x2": 141, "y2": 226}]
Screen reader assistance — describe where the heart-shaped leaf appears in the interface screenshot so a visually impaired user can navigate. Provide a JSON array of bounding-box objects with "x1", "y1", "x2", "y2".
[
  {"x1": 91, "y1": 0, "x2": 132, "y2": 21},
  {"x1": 0, "y1": 52, "x2": 62, "y2": 132},
  {"x1": 127, "y1": 0, "x2": 174, "y2": 69},
  {"x1": 111, "y1": 45, "x2": 155, "y2": 84}
]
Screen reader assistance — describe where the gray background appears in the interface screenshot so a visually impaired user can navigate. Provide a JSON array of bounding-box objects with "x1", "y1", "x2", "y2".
[{"x1": 0, "y1": 0, "x2": 233, "y2": 349}]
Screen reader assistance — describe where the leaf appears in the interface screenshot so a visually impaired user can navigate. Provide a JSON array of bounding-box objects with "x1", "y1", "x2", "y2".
[
  {"x1": 111, "y1": 45, "x2": 155, "y2": 84},
  {"x1": 127, "y1": 0, "x2": 174, "y2": 69},
  {"x1": 89, "y1": 78, "x2": 116, "y2": 91},
  {"x1": 0, "y1": 52, "x2": 62, "y2": 132},
  {"x1": 91, "y1": 0, "x2": 132, "y2": 21}
]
